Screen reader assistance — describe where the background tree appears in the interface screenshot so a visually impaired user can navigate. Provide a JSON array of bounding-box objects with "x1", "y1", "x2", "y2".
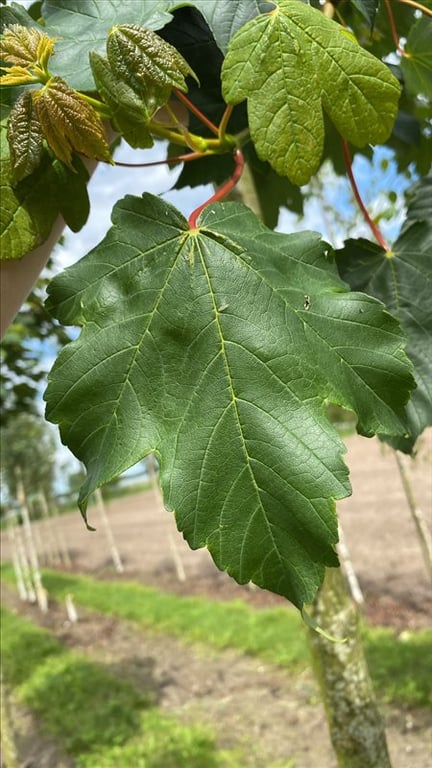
[{"x1": 0, "y1": 412, "x2": 57, "y2": 510}]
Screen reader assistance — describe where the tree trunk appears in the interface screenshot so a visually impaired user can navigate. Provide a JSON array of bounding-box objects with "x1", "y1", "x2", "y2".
[
  {"x1": 308, "y1": 567, "x2": 392, "y2": 768},
  {"x1": 233, "y1": 160, "x2": 393, "y2": 768}
]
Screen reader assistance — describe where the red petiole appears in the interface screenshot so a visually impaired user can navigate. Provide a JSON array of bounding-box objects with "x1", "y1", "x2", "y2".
[
  {"x1": 342, "y1": 140, "x2": 389, "y2": 252},
  {"x1": 385, "y1": 0, "x2": 411, "y2": 57},
  {"x1": 188, "y1": 148, "x2": 245, "y2": 229},
  {"x1": 173, "y1": 88, "x2": 219, "y2": 136},
  {"x1": 113, "y1": 151, "x2": 206, "y2": 168}
]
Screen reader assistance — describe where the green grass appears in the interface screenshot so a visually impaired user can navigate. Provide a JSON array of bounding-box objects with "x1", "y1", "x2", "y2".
[
  {"x1": 32, "y1": 567, "x2": 309, "y2": 670},
  {"x1": 364, "y1": 627, "x2": 432, "y2": 707},
  {"x1": 2, "y1": 565, "x2": 431, "y2": 709},
  {"x1": 2, "y1": 607, "x2": 287, "y2": 768},
  {"x1": 1, "y1": 605, "x2": 62, "y2": 685}
]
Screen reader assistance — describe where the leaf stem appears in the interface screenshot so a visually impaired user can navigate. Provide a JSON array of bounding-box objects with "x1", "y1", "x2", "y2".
[
  {"x1": 218, "y1": 104, "x2": 234, "y2": 140},
  {"x1": 234, "y1": 127, "x2": 251, "y2": 145},
  {"x1": 79, "y1": 92, "x2": 111, "y2": 118},
  {"x1": 398, "y1": 0, "x2": 432, "y2": 17},
  {"x1": 148, "y1": 122, "x2": 192, "y2": 148},
  {"x1": 173, "y1": 88, "x2": 219, "y2": 136},
  {"x1": 342, "y1": 140, "x2": 389, "y2": 252},
  {"x1": 149, "y1": 120, "x2": 234, "y2": 153},
  {"x1": 384, "y1": 0, "x2": 411, "y2": 57},
  {"x1": 113, "y1": 151, "x2": 207, "y2": 168},
  {"x1": 188, "y1": 147, "x2": 245, "y2": 229}
]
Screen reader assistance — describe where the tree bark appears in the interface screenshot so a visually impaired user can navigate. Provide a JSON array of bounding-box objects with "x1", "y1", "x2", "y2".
[
  {"x1": 233, "y1": 158, "x2": 393, "y2": 768},
  {"x1": 309, "y1": 567, "x2": 392, "y2": 768}
]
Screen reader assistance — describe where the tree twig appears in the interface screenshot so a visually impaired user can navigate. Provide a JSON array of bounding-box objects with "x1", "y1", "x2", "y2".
[{"x1": 393, "y1": 450, "x2": 432, "y2": 582}]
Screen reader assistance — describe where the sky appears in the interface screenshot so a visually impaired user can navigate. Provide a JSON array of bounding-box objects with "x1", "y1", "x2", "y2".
[
  {"x1": 51, "y1": 141, "x2": 213, "y2": 273},
  {"x1": 52, "y1": 141, "x2": 412, "y2": 271}
]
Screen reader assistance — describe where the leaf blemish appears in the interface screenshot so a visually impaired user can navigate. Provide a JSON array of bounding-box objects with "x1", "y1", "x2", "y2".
[{"x1": 304, "y1": 295, "x2": 311, "y2": 310}]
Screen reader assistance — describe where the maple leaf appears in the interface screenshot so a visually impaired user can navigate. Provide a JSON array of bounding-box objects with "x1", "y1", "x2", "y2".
[
  {"x1": 107, "y1": 24, "x2": 197, "y2": 100},
  {"x1": 45, "y1": 195, "x2": 414, "y2": 608},
  {"x1": 7, "y1": 89, "x2": 43, "y2": 182},
  {"x1": 33, "y1": 78, "x2": 112, "y2": 169},
  {"x1": 336, "y1": 175, "x2": 432, "y2": 452},
  {"x1": 1, "y1": 116, "x2": 90, "y2": 260},
  {"x1": 40, "y1": 0, "x2": 174, "y2": 91},
  {"x1": 222, "y1": 0, "x2": 401, "y2": 185},
  {"x1": 90, "y1": 52, "x2": 154, "y2": 149},
  {"x1": 0, "y1": 24, "x2": 56, "y2": 84}
]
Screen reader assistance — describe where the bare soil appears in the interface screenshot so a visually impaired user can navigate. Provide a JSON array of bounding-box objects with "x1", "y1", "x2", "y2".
[
  {"x1": 1, "y1": 432, "x2": 431, "y2": 767},
  {"x1": 2, "y1": 584, "x2": 432, "y2": 768}
]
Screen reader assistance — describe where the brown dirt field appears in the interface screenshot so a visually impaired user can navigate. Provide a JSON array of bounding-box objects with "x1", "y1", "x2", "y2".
[{"x1": 1, "y1": 432, "x2": 431, "y2": 767}]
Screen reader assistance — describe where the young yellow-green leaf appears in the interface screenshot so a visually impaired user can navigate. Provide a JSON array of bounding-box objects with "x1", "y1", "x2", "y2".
[
  {"x1": 36, "y1": 30, "x2": 56, "y2": 73},
  {"x1": 0, "y1": 24, "x2": 56, "y2": 85},
  {"x1": 0, "y1": 24, "x2": 44, "y2": 65},
  {"x1": 1, "y1": 117, "x2": 90, "y2": 259},
  {"x1": 33, "y1": 77, "x2": 112, "y2": 169},
  {"x1": 402, "y1": 17, "x2": 432, "y2": 99},
  {"x1": 45, "y1": 195, "x2": 414, "y2": 608},
  {"x1": 0, "y1": 64, "x2": 37, "y2": 87},
  {"x1": 7, "y1": 89, "x2": 43, "y2": 182},
  {"x1": 107, "y1": 24, "x2": 197, "y2": 102},
  {"x1": 222, "y1": 0, "x2": 401, "y2": 185},
  {"x1": 90, "y1": 52, "x2": 154, "y2": 149},
  {"x1": 41, "y1": 0, "x2": 174, "y2": 91}
]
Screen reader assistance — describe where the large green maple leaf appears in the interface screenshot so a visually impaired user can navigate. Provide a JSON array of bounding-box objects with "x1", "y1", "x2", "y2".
[
  {"x1": 402, "y1": 17, "x2": 432, "y2": 100},
  {"x1": 184, "y1": 0, "x2": 270, "y2": 53},
  {"x1": 336, "y1": 179, "x2": 432, "y2": 453},
  {"x1": 45, "y1": 196, "x2": 414, "y2": 607},
  {"x1": 221, "y1": 0, "x2": 401, "y2": 185},
  {"x1": 40, "y1": 0, "x2": 173, "y2": 91}
]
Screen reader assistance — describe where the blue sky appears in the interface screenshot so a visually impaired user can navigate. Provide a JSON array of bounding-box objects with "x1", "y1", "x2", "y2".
[{"x1": 51, "y1": 141, "x2": 213, "y2": 273}]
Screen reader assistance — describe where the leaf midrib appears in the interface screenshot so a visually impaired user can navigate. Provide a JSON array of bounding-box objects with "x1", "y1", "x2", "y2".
[{"x1": 195, "y1": 236, "x2": 283, "y2": 577}]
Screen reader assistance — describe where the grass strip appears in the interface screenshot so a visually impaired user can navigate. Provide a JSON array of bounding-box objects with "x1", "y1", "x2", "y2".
[
  {"x1": 2, "y1": 607, "x2": 286, "y2": 768},
  {"x1": 2, "y1": 565, "x2": 431, "y2": 708},
  {"x1": 38, "y1": 567, "x2": 309, "y2": 669}
]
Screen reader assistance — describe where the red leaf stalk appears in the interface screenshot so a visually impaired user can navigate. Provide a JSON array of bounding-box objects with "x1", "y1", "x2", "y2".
[
  {"x1": 188, "y1": 148, "x2": 245, "y2": 229},
  {"x1": 342, "y1": 140, "x2": 389, "y2": 252},
  {"x1": 113, "y1": 151, "x2": 205, "y2": 168},
  {"x1": 385, "y1": 0, "x2": 411, "y2": 57},
  {"x1": 173, "y1": 88, "x2": 219, "y2": 136}
]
